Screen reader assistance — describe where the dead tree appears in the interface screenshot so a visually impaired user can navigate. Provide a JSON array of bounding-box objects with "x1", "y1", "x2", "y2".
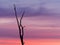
[{"x1": 13, "y1": 4, "x2": 24, "y2": 45}]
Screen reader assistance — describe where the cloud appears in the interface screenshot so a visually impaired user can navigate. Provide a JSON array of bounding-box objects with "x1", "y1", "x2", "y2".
[
  {"x1": 0, "y1": 28, "x2": 60, "y2": 39},
  {"x1": 0, "y1": 6, "x2": 60, "y2": 18},
  {"x1": 0, "y1": 0, "x2": 40, "y2": 9},
  {"x1": 0, "y1": 29, "x2": 19, "y2": 38},
  {"x1": 0, "y1": 0, "x2": 60, "y2": 17},
  {"x1": 0, "y1": 15, "x2": 60, "y2": 39},
  {"x1": 24, "y1": 29, "x2": 60, "y2": 39}
]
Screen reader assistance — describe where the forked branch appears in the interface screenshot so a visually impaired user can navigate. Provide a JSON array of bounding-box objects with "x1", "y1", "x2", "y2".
[{"x1": 13, "y1": 4, "x2": 24, "y2": 45}]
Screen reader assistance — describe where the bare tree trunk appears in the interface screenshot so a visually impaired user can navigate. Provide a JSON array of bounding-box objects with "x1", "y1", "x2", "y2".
[{"x1": 13, "y1": 4, "x2": 24, "y2": 45}]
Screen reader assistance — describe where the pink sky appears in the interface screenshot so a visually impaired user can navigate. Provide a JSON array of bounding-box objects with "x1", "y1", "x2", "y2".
[
  {"x1": 0, "y1": 38, "x2": 60, "y2": 45},
  {"x1": 0, "y1": 0, "x2": 60, "y2": 45},
  {"x1": 0, "y1": 15, "x2": 60, "y2": 45},
  {"x1": 0, "y1": 15, "x2": 60, "y2": 39}
]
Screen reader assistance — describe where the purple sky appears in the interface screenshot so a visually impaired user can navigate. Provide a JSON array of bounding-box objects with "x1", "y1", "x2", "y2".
[
  {"x1": 0, "y1": 0, "x2": 60, "y2": 39},
  {"x1": 0, "y1": 0, "x2": 60, "y2": 17}
]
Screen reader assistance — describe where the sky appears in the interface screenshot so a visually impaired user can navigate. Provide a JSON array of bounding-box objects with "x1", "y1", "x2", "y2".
[
  {"x1": 0, "y1": 0, "x2": 60, "y2": 17},
  {"x1": 0, "y1": 0, "x2": 60, "y2": 45}
]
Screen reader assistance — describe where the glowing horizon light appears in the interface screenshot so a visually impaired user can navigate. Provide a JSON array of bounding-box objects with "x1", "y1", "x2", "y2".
[{"x1": 0, "y1": 18, "x2": 15, "y2": 24}]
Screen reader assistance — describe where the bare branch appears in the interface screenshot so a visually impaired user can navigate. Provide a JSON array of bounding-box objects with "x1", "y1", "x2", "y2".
[
  {"x1": 13, "y1": 4, "x2": 22, "y2": 39},
  {"x1": 20, "y1": 11, "x2": 25, "y2": 25},
  {"x1": 13, "y1": 4, "x2": 20, "y2": 29},
  {"x1": 13, "y1": 4, "x2": 24, "y2": 45},
  {"x1": 20, "y1": 11, "x2": 25, "y2": 45}
]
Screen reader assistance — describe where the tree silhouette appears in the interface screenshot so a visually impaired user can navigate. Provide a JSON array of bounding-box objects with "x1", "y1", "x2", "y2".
[{"x1": 13, "y1": 4, "x2": 24, "y2": 45}]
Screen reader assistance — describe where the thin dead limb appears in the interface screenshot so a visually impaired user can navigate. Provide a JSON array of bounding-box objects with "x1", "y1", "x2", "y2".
[
  {"x1": 20, "y1": 11, "x2": 25, "y2": 45},
  {"x1": 13, "y1": 4, "x2": 24, "y2": 45}
]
